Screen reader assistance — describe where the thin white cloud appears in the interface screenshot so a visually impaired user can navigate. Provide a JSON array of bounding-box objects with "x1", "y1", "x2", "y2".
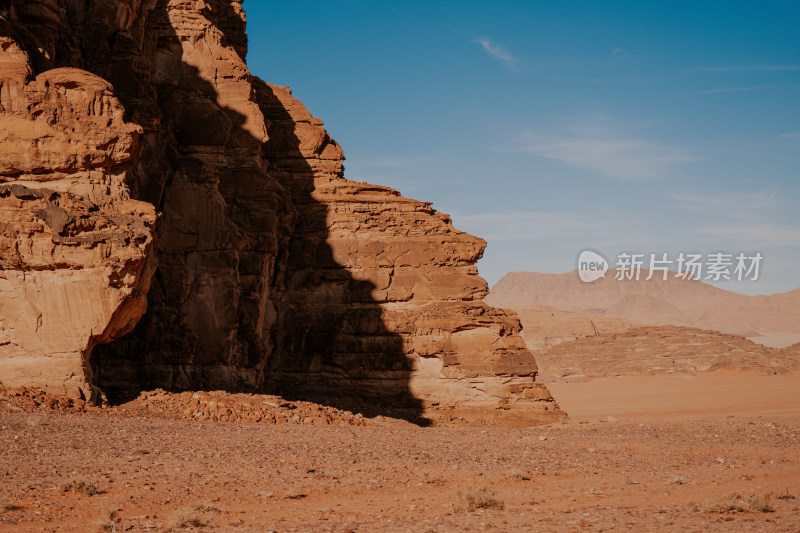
[
  {"x1": 346, "y1": 155, "x2": 433, "y2": 169},
  {"x1": 668, "y1": 192, "x2": 800, "y2": 248},
  {"x1": 679, "y1": 85, "x2": 800, "y2": 95},
  {"x1": 667, "y1": 190, "x2": 781, "y2": 210},
  {"x1": 692, "y1": 64, "x2": 800, "y2": 72},
  {"x1": 667, "y1": 190, "x2": 799, "y2": 234},
  {"x1": 700, "y1": 225, "x2": 800, "y2": 248},
  {"x1": 450, "y1": 208, "x2": 680, "y2": 253},
  {"x1": 506, "y1": 126, "x2": 697, "y2": 180},
  {"x1": 608, "y1": 47, "x2": 630, "y2": 61},
  {"x1": 473, "y1": 38, "x2": 515, "y2": 69},
  {"x1": 452, "y1": 211, "x2": 595, "y2": 240}
]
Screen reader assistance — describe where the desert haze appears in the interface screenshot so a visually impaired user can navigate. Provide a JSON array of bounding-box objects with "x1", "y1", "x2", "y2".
[{"x1": 487, "y1": 270, "x2": 800, "y2": 345}]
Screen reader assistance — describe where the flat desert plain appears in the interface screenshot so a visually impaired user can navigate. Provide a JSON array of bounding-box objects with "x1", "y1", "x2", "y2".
[{"x1": 1, "y1": 372, "x2": 798, "y2": 532}]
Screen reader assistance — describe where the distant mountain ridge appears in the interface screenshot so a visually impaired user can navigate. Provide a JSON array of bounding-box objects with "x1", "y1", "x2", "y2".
[{"x1": 486, "y1": 270, "x2": 800, "y2": 341}]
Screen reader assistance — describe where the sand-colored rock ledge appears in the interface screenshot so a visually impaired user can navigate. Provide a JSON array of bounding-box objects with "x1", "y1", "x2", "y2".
[{"x1": 0, "y1": 44, "x2": 157, "y2": 401}]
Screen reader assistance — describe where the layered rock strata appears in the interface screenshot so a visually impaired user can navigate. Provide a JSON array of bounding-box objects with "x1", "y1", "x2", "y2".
[
  {"x1": 536, "y1": 325, "x2": 798, "y2": 382},
  {"x1": 513, "y1": 305, "x2": 637, "y2": 352},
  {"x1": 0, "y1": 37, "x2": 157, "y2": 401},
  {"x1": 0, "y1": 0, "x2": 562, "y2": 425},
  {"x1": 258, "y1": 83, "x2": 560, "y2": 424}
]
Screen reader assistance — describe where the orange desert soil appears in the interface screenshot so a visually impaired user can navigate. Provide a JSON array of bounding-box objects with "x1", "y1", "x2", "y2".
[{"x1": 1, "y1": 374, "x2": 799, "y2": 532}]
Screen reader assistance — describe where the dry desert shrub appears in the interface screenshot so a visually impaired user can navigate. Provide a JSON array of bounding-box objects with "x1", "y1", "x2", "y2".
[
  {"x1": 284, "y1": 489, "x2": 307, "y2": 500},
  {"x1": 776, "y1": 489, "x2": 796, "y2": 500},
  {"x1": 169, "y1": 503, "x2": 218, "y2": 528},
  {"x1": 704, "y1": 492, "x2": 775, "y2": 513},
  {"x1": 96, "y1": 508, "x2": 120, "y2": 532},
  {"x1": 60, "y1": 479, "x2": 99, "y2": 496},
  {"x1": 744, "y1": 492, "x2": 775, "y2": 513},
  {"x1": 421, "y1": 471, "x2": 443, "y2": 485},
  {"x1": 508, "y1": 468, "x2": 531, "y2": 481},
  {"x1": 0, "y1": 497, "x2": 17, "y2": 512},
  {"x1": 455, "y1": 485, "x2": 505, "y2": 512},
  {"x1": 665, "y1": 475, "x2": 691, "y2": 485}
]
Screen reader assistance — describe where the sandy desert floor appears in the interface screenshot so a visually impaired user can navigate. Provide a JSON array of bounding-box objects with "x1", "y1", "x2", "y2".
[
  {"x1": 550, "y1": 372, "x2": 800, "y2": 420},
  {"x1": 1, "y1": 373, "x2": 798, "y2": 532}
]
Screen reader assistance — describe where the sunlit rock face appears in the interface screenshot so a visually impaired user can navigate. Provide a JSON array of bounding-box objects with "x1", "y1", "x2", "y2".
[
  {"x1": 0, "y1": 36, "x2": 156, "y2": 401},
  {"x1": 0, "y1": 0, "x2": 563, "y2": 425}
]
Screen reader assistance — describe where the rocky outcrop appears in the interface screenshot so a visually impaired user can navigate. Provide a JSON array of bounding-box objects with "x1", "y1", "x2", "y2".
[
  {"x1": 512, "y1": 305, "x2": 637, "y2": 352},
  {"x1": 0, "y1": 0, "x2": 562, "y2": 425},
  {"x1": 0, "y1": 34, "x2": 157, "y2": 401},
  {"x1": 257, "y1": 83, "x2": 560, "y2": 424},
  {"x1": 536, "y1": 325, "x2": 798, "y2": 382}
]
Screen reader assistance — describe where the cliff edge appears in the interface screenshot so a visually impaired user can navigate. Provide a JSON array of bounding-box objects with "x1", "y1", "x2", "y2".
[{"x1": 0, "y1": 0, "x2": 563, "y2": 426}]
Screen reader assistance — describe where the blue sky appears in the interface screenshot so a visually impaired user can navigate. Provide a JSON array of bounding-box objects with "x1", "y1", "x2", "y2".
[{"x1": 244, "y1": 1, "x2": 800, "y2": 295}]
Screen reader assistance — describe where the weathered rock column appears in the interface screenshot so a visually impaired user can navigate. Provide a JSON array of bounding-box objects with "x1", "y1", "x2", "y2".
[{"x1": 0, "y1": 41, "x2": 157, "y2": 401}]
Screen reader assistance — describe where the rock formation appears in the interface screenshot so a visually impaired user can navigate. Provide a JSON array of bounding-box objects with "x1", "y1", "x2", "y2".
[
  {"x1": 487, "y1": 270, "x2": 800, "y2": 346},
  {"x1": 256, "y1": 82, "x2": 559, "y2": 424},
  {"x1": 512, "y1": 305, "x2": 636, "y2": 352},
  {"x1": 0, "y1": 33, "x2": 157, "y2": 401},
  {"x1": 534, "y1": 325, "x2": 798, "y2": 382},
  {"x1": 0, "y1": 1, "x2": 562, "y2": 425}
]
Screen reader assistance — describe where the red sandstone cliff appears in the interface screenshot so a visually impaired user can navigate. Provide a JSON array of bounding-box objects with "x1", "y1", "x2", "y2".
[
  {"x1": 0, "y1": 0, "x2": 563, "y2": 425},
  {"x1": 0, "y1": 31, "x2": 157, "y2": 401}
]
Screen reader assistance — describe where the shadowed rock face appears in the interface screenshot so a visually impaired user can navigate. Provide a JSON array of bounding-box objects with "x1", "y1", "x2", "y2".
[
  {"x1": 0, "y1": 0, "x2": 563, "y2": 425},
  {"x1": 257, "y1": 82, "x2": 561, "y2": 424}
]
